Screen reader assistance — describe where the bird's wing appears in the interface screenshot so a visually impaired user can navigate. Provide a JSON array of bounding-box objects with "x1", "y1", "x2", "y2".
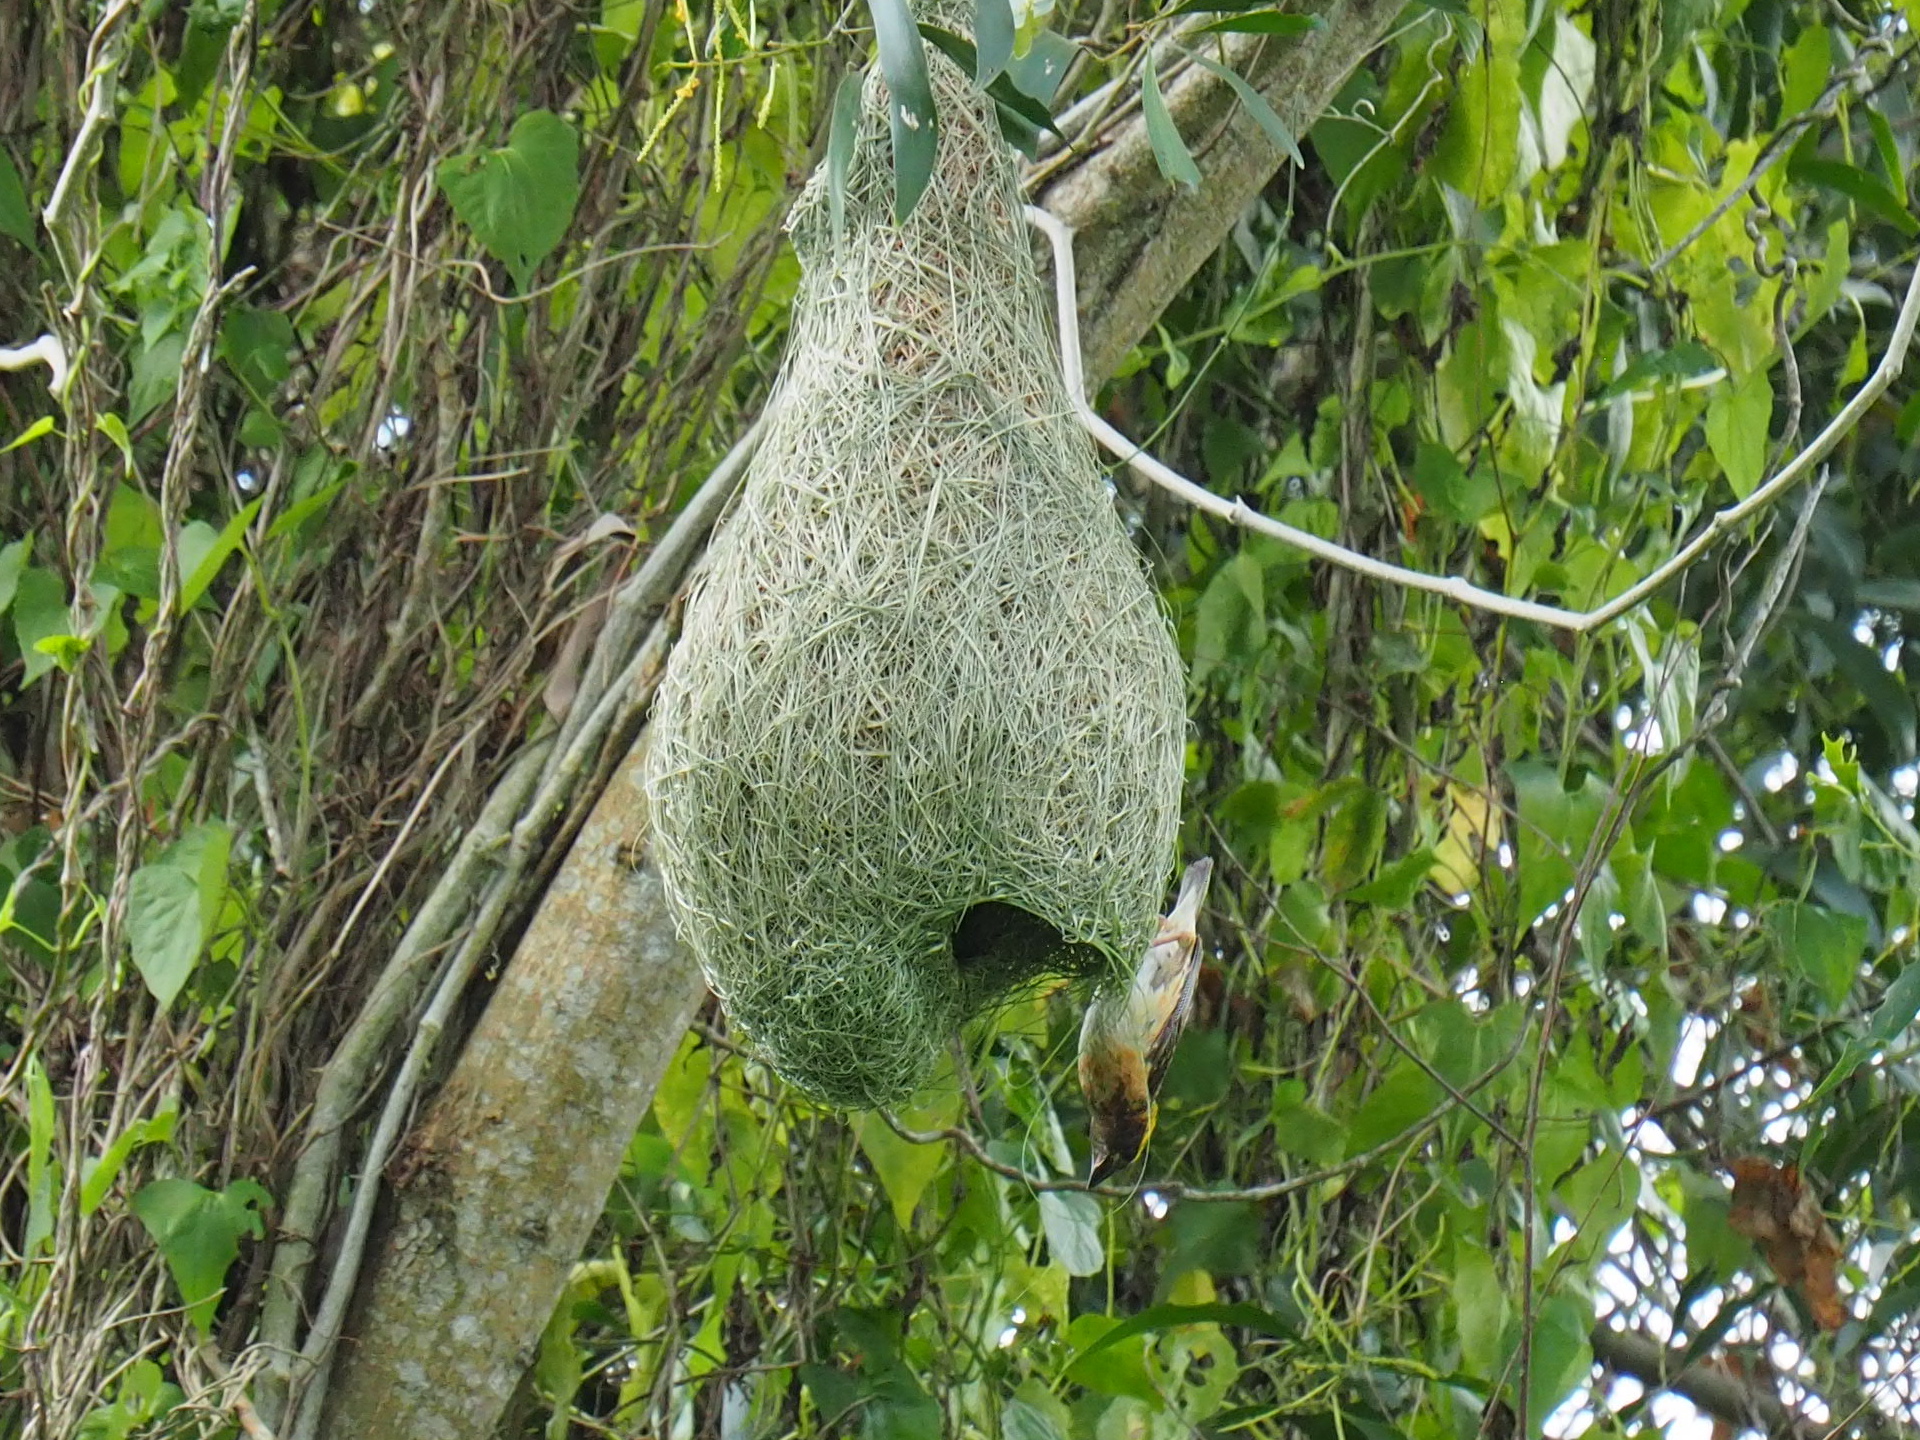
[
  {"x1": 1141, "y1": 942, "x2": 1202, "y2": 1092},
  {"x1": 1137, "y1": 857, "x2": 1213, "y2": 1092}
]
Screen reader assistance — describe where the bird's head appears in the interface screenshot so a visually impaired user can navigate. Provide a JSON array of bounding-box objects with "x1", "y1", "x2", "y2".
[{"x1": 1087, "y1": 1091, "x2": 1153, "y2": 1187}]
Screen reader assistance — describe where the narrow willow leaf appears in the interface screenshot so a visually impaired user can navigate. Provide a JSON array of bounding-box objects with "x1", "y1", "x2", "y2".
[
  {"x1": 1170, "y1": 0, "x2": 1310, "y2": 11},
  {"x1": 1198, "y1": 11, "x2": 1323, "y2": 34},
  {"x1": 868, "y1": 0, "x2": 939, "y2": 222},
  {"x1": 1188, "y1": 53, "x2": 1303, "y2": 164},
  {"x1": 920, "y1": 27, "x2": 1062, "y2": 136},
  {"x1": 1789, "y1": 156, "x2": 1919, "y2": 237},
  {"x1": 827, "y1": 70, "x2": 865, "y2": 241},
  {"x1": 973, "y1": 0, "x2": 1015, "y2": 85},
  {"x1": 1141, "y1": 50, "x2": 1201, "y2": 189},
  {"x1": 1005, "y1": 30, "x2": 1077, "y2": 105}
]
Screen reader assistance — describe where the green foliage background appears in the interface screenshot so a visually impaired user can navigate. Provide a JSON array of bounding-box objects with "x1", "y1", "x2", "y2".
[{"x1": 1, "y1": 0, "x2": 1918, "y2": 1435}]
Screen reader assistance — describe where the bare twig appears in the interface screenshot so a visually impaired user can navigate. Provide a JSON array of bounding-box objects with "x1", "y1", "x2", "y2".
[{"x1": 1026, "y1": 204, "x2": 1920, "y2": 636}]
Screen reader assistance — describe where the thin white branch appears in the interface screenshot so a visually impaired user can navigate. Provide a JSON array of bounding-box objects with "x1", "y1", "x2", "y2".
[
  {"x1": 43, "y1": 0, "x2": 136, "y2": 268},
  {"x1": 1025, "y1": 204, "x2": 1920, "y2": 635},
  {"x1": 0, "y1": 335, "x2": 69, "y2": 399}
]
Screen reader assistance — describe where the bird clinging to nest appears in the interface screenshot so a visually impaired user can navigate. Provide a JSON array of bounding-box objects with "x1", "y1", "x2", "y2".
[{"x1": 1078, "y1": 857, "x2": 1214, "y2": 1186}]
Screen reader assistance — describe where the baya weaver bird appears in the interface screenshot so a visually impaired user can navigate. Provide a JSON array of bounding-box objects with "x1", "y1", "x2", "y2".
[{"x1": 1077, "y1": 857, "x2": 1214, "y2": 1186}]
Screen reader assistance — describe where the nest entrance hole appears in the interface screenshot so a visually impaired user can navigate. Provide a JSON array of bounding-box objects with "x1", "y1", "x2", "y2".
[{"x1": 950, "y1": 901, "x2": 1106, "y2": 997}]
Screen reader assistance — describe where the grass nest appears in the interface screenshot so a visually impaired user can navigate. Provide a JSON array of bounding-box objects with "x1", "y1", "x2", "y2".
[{"x1": 644, "y1": 36, "x2": 1187, "y2": 1107}]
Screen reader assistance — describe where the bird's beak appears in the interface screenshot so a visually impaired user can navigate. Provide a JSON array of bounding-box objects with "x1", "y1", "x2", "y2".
[{"x1": 1087, "y1": 1145, "x2": 1123, "y2": 1188}]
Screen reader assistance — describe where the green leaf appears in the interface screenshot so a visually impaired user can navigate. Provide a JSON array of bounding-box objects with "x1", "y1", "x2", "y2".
[
  {"x1": 1803, "y1": 964, "x2": 1920, "y2": 1138},
  {"x1": 131, "y1": 1177, "x2": 271, "y2": 1337},
  {"x1": 1346, "y1": 1061, "x2": 1441, "y2": 1154},
  {"x1": 1070, "y1": 1302, "x2": 1297, "y2": 1366},
  {"x1": 1556, "y1": 1150, "x2": 1640, "y2": 1258},
  {"x1": 219, "y1": 306, "x2": 295, "y2": 400},
  {"x1": 973, "y1": 0, "x2": 1015, "y2": 84},
  {"x1": 1347, "y1": 849, "x2": 1434, "y2": 907},
  {"x1": 34, "y1": 632, "x2": 89, "y2": 670},
  {"x1": 1412, "y1": 440, "x2": 1498, "y2": 523},
  {"x1": 129, "y1": 331, "x2": 187, "y2": 423},
  {"x1": 1429, "y1": 49, "x2": 1520, "y2": 202},
  {"x1": 1854, "y1": 577, "x2": 1920, "y2": 613},
  {"x1": 1576, "y1": 862, "x2": 1621, "y2": 971},
  {"x1": 826, "y1": 71, "x2": 865, "y2": 243},
  {"x1": 25, "y1": 1058, "x2": 55, "y2": 1256},
  {"x1": 1802, "y1": 615, "x2": 1918, "y2": 756},
  {"x1": 126, "y1": 823, "x2": 231, "y2": 1009},
  {"x1": 179, "y1": 499, "x2": 263, "y2": 612},
  {"x1": 1002, "y1": 1382, "x2": 1071, "y2": 1440},
  {"x1": 919, "y1": 28, "x2": 1062, "y2": 139},
  {"x1": 2, "y1": 415, "x2": 53, "y2": 455},
  {"x1": 1517, "y1": 1292, "x2": 1592, "y2": 1434},
  {"x1": 1321, "y1": 785, "x2": 1385, "y2": 892},
  {"x1": 1038, "y1": 1189, "x2": 1104, "y2": 1276},
  {"x1": 1704, "y1": 367, "x2": 1771, "y2": 499},
  {"x1": 800, "y1": 1362, "x2": 860, "y2": 1424},
  {"x1": 81, "y1": 1108, "x2": 179, "y2": 1219},
  {"x1": 238, "y1": 409, "x2": 284, "y2": 449},
  {"x1": 1141, "y1": 50, "x2": 1201, "y2": 189},
  {"x1": 1452, "y1": 1239, "x2": 1505, "y2": 1378},
  {"x1": 0, "y1": 149, "x2": 33, "y2": 248},
  {"x1": 1169, "y1": 0, "x2": 1310, "y2": 11},
  {"x1": 1616, "y1": 845, "x2": 1668, "y2": 959},
  {"x1": 436, "y1": 110, "x2": 581, "y2": 290},
  {"x1": 1789, "y1": 156, "x2": 1919, "y2": 237},
  {"x1": 0, "y1": 535, "x2": 29, "y2": 614},
  {"x1": 1191, "y1": 552, "x2": 1265, "y2": 681},
  {"x1": 1196, "y1": 10, "x2": 1323, "y2": 35},
  {"x1": 1004, "y1": 31, "x2": 1075, "y2": 106},
  {"x1": 1509, "y1": 761, "x2": 1603, "y2": 921},
  {"x1": 1771, "y1": 900, "x2": 1866, "y2": 1012},
  {"x1": 1778, "y1": 24, "x2": 1831, "y2": 118},
  {"x1": 265, "y1": 473, "x2": 347, "y2": 543},
  {"x1": 1186, "y1": 54, "x2": 1302, "y2": 165},
  {"x1": 1593, "y1": 341, "x2": 1718, "y2": 401},
  {"x1": 13, "y1": 566, "x2": 70, "y2": 685},
  {"x1": 868, "y1": 0, "x2": 939, "y2": 223},
  {"x1": 1866, "y1": 104, "x2": 1906, "y2": 207},
  {"x1": 127, "y1": 866, "x2": 205, "y2": 1009},
  {"x1": 1064, "y1": 1321, "x2": 1158, "y2": 1397},
  {"x1": 1867, "y1": 964, "x2": 1920, "y2": 1045},
  {"x1": 96, "y1": 413, "x2": 134, "y2": 468},
  {"x1": 854, "y1": 1091, "x2": 957, "y2": 1227},
  {"x1": 172, "y1": 823, "x2": 233, "y2": 935}
]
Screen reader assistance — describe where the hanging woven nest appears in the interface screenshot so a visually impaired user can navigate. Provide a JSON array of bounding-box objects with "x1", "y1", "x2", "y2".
[{"x1": 643, "y1": 22, "x2": 1187, "y2": 1108}]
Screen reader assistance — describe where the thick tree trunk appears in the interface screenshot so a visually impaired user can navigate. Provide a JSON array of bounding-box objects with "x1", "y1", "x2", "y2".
[
  {"x1": 315, "y1": 7, "x2": 1402, "y2": 1433},
  {"x1": 1042, "y1": 0, "x2": 1403, "y2": 382},
  {"x1": 321, "y1": 743, "x2": 704, "y2": 1438}
]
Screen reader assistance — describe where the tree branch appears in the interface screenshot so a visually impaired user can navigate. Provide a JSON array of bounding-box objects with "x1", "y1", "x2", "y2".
[
  {"x1": 1033, "y1": 0, "x2": 1404, "y2": 381},
  {"x1": 1590, "y1": 1325, "x2": 1815, "y2": 1439},
  {"x1": 1030, "y1": 199, "x2": 1920, "y2": 633}
]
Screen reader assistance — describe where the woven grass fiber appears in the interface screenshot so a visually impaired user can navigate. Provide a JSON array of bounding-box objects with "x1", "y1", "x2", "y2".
[{"x1": 643, "y1": 23, "x2": 1187, "y2": 1108}]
